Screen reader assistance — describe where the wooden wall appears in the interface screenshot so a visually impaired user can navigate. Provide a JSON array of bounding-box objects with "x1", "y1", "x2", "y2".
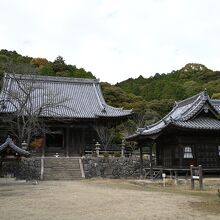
[{"x1": 156, "y1": 132, "x2": 220, "y2": 168}]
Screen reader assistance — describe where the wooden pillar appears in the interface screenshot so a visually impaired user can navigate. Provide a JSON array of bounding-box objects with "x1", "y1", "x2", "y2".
[
  {"x1": 42, "y1": 135, "x2": 45, "y2": 158},
  {"x1": 190, "y1": 165, "x2": 195, "y2": 189},
  {"x1": 81, "y1": 128, "x2": 85, "y2": 156},
  {"x1": 199, "y1": 165, "x2": 203, "y2": 190},
  {"x1": 139, "y1": 145, "x2": 143, "y2": 178},
  {"x1": 174, "y1": 171, "x2": 178, "y2": 185},
  {"x1": 66, "y1": 127, "x2": 70, "y2": 157},
  {"x1": 150, "y1": 145, "x2": 153, "y2": 179},
  {"x1": 179, "y1": 144, "x2": 183, "y2": 168},
  {"x1": 0, "y1": 160, "x2": 2, "y2": 176},
  {"x1": 40, "y1": 158, "x2": 44, "y2": 180}
]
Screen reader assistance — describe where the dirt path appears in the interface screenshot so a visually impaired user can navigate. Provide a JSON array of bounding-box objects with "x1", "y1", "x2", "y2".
[{"x1": 0, "y1": 179, "x2": 219, "y2": 220}]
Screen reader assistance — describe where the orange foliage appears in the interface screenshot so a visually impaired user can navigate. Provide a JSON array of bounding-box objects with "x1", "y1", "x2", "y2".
[
  {"x1": 31, "y1": 58, "x2": 48, "y2": 66},
  {"x1": 30, "y1": 138, "x2": 44, "y2": 149}
]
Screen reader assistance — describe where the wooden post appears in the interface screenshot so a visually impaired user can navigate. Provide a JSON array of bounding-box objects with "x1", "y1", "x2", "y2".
[
  {"x1": 174, "y1": 171, "x2": 178, "y2": 185},
  {"x1": 190, "y1": 165, "x2": 195, "y2": 190},
  {"x1": 121, "y1": 140, "x2": 125, "y2": 158},
  {"x1": 42, "y1": 135, "x2": 45, "y2": 158},
  {"x1": 199, "y1": 165, "x2": 203, "y2": 190},
  {"x1": 40, "y1": 158, "x2": 44, "y2": 180},
  {"x1": 169, "y1": 170, "x2": 172, "y2": 179},
  {"x1": 140, "y1": 145, "x2": 143, "y2": 178},
  {"x1": 190, "y1": 165, "x2": 203, "y2": 190}
]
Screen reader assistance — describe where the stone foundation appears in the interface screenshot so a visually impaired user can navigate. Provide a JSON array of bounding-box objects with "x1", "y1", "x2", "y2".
[
  {"x1": 1, "y1": 157, "x2": 151, "y2": 180},
  {"x1": 17, "y1": 158, "x2": 41, "y2": 180},
  {"x1": 82, "y1": 157, "x2": 150, "y2": 178},
  {"x1": 0, "y1": 158, "x2": 41, "y2": 180}
]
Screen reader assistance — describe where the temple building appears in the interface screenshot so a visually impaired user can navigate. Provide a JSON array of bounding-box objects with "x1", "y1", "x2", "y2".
[
  {"x1": 127, "y1": 90, "x2": 220, "y2": 174},
  {"x1": 0, "y1": 73, "x2": 132, "y2": 157}
]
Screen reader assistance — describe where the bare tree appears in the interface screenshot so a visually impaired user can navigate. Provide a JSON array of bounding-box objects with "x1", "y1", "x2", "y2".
[
  {"x1": 0, "y1": 71, "x2": 70, "y2": 148},
  {"x1": 94, "y1": 124, "x2": 114, "y2": 152}
]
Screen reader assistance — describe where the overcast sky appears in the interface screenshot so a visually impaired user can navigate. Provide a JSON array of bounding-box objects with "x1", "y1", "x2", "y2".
[{"x1": 0, "y1": 0, "x2": 220, "y2": 83}]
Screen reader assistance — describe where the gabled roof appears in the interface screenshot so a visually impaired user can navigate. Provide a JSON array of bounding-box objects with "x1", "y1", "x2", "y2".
[
  {"x1": 127, "y1": 90, "x2": 220, "y2": 140},
  {"x1": 0, "y1": 137, "x2": 30, "y2": 157},
  {"x1": 0, "y1": 73, "x2": 132, "y2": 119}
]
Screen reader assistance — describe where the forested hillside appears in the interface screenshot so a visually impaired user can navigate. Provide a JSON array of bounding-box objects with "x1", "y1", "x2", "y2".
[
  {"x1": 116, "y1": 63, "x2": 220, "y2": 101},
  {"x1": 1, "y1": 49, "x2": 220, "y2": 130},
  {"x1": 0, "y1": 49, "x2": 95, "y2": 79}
]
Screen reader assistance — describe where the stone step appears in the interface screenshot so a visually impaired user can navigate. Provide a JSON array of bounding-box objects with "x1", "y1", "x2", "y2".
[
  {"x1": 44, "y1": 162, "x2": 80, "y2": 164},
  {"x1": 44, "y1": 168, "x2": 81, "y2": 171},
  {"x1": 43, "y1": 175, "x2": 82, "y2": 180},
  {"x1": 43, "y1": 157, "x2": 83, "y2": 180},
  {"x1": 44, "y1": 160, "x2": 80, "y2": 162},
  {"x1": 44, "y1": 174, "x2": 82, "y2": 178},
  {"x1": 43, "y1": 158, "x2": 80, "y2": 160},
  {"x1": 44, "y1": 163, "x2": 80, "y2": 166},
  {"x1": 44, "y1": 161, "x2": 80, "y2": 165},
  {"x1": 44, "y1": 177, "x2": 83, "y2": 180},
  {"x1": 44, "y1": 171, "x2": 81, "y2": 174},
  {"x1": 45, "y1": 174, "x2": 82, "y2": 177},
  {"x1": 44, "y1": 166, "x2": 80, "y2": 169},
  {"x1": 44, "y1": 164, "x2": 80, "y2": 168}
]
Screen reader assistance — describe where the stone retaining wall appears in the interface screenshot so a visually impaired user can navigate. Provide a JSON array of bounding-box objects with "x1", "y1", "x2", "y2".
[
  {"x1": 17, "y1": 158, "x2": 41, "y2": 180},
  {"x1": 1, "y1": 157, "x2": 151, "y2": 180},
  {"x1": 0, "y1": 158, "x2": 41, "y2": 180},
  {"x1": 82, "y1": 157, "x2": 150, "y2": 178}
]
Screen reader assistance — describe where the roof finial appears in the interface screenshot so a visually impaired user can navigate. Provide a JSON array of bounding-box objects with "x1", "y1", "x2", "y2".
[
  {"x1": 173, "y1": 101, "x2": 178, "y2": 107},
  {"x1": 162, "y1": 119, "x2": 167, "y2": 125},
  {"x1": 204, "y1": 88, "x2": 208, "y2": 97}
]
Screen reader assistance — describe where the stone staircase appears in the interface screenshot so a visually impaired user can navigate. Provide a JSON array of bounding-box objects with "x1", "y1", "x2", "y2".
[{"x1": 43, "y1": 157, "x2": 84, "y2": 180}]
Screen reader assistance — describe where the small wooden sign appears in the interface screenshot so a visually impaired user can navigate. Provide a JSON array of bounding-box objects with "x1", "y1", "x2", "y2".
[{"x1": 190, "y1": 165, "x2": 203, "y2": 190}]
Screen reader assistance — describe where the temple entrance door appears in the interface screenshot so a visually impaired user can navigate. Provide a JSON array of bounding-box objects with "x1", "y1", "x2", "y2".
[
  {"x1": 45, "y1": 131, "x2": 64, "y2": 156},
  {"x1": 68, "y1": 128, "x2": 81, "y2": 156},
  {"x1": 163, "y1": 147, "x2": 172, "y2": 167}
]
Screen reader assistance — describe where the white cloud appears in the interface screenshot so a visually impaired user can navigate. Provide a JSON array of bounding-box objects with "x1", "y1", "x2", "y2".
[{"x1": 0, "y1": 0, "x2": 220, "y2": 83}]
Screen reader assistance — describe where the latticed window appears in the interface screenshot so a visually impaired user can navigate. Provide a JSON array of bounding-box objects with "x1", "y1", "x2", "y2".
[{"x1": 183, "y1": 146, "x2": 193, "y2": 158}]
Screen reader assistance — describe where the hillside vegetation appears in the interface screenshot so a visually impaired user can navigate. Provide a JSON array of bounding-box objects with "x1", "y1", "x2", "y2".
[
  {"x1": 0, "y1": 49, "x2": 95, "y2": 79},
  {"x1": 116, "y1": 63, "x2": 220, "y2": 102}
]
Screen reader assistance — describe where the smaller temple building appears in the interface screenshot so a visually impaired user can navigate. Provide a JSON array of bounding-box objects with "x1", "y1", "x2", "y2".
[
  {"x1": 127, "y1": 90, "x2": 220, "y2": 172},
  {"x1": 0, "y1": 137, "x2": 30, "y2": 177}
]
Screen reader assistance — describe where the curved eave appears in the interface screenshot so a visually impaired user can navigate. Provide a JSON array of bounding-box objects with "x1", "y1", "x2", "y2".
[
  {"x1": 0, "y1": 139, "x2": 30, "y2": 157},
  {"x1": 126, "y1": 130, "x2": 161, "y2": 142},
  {"x1": 96, "y1": 110, "x2": 133, "y2": 118}
]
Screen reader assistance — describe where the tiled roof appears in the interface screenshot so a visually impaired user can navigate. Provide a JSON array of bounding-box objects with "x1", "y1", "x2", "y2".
[
  {"x1": 172, "y1": 117, "x2": 220, "y2": 130},
  {"x1": 126, "y1": 90, "x2": 220, "y2": 140},
  {"x1": 0, "y1": 137, "x2": 30, "y2": 157},
  {"x1": 0, "y1": 73, "x2": 132, "y2": 119}
]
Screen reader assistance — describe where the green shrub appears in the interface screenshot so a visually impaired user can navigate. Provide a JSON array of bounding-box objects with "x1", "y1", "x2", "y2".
[
  {"x1": 103, "y1": 152, "x2": 109, "y2": 158},
  {"x1": 114, "y1": 152, "x2": 121, "y2": 157}
]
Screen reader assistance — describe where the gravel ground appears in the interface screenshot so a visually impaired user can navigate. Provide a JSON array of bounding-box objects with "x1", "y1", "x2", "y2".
[{"x1": 0, "y1": 179, "x2": 219, "y2": 220}]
